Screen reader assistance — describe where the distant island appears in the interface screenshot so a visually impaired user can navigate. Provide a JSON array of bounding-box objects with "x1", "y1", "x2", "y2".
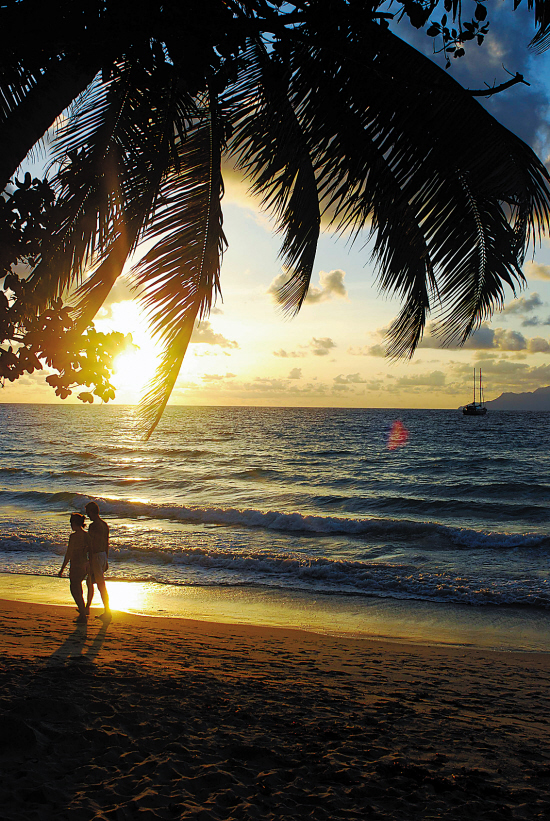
[{"x1": 483, "y1": 385, "x2": 550, "y2": 410}]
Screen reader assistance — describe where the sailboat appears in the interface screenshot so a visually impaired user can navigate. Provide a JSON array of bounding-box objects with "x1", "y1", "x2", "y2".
[{"x1": 463, "y1": 368, "x2": 487, "y2": 415}]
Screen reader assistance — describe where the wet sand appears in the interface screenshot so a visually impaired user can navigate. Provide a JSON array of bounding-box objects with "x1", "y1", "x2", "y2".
[{"x1": 1, "y1": 598, "x2": 549, "y2": 820}]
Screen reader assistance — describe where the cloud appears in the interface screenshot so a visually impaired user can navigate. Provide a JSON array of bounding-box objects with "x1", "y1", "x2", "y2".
[
  {"x1": 492, "y1": 329, "x2": 527, "y2": 351},
  {"x1": 416, "y1": 322, "x2": 550, "y2": 353},
  {"x1": 524, "y1": 261, "x2": 550, "y2": 281},
  {"x1": 521, "y1": 315, "x2": 550, "y2": 327},
  {"x1": 473, "y1": 360, "x2": 550, "y2": 385},
  {"x1": 273, "y1": 348, "x2": 307, "y2": 358},
  {"x1": 348, "y1": 343, "x2": 387, "y2": 357},
  {"x1": 310, "y1": 337, "x2": 336, "y2": 356},
  {"x1": 526, "y1": 337, "x2": 550, "y2": 353},
  {"x1": 267, "y1": 270, "x2": 348, "y2": 305},
  {"x1": 502, "y1": 293, "x2": 544, "y2": 315},
  {"x1": 201, "y1": 373, "x2": 236, "y2": 382},
  {"x1": 275, "y1": 337, "x2": 336, "y2": 358},
  {"x1": 288, "y1": 368, "x2": 302, "y2": 379},
  {"x1": 191, "y1": 321, "x2": 239, "y2": 349},
  {"x1": 395, "y1": 371, "x2": 446, "y2": 388},
  {"x1": 249, "y1": 377, "x2": 294, "y2": 392},
  {"x1": 304, "y1": 270, "x2": 348, "y2": 304},
  {"x1": 334, "y1": 373, "x2": 367, "y2": 385}
]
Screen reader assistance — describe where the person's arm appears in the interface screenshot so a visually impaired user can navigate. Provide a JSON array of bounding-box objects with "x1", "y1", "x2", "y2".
[{"x1": 58, "y1": 538, "x2": 72, "y2": 576}]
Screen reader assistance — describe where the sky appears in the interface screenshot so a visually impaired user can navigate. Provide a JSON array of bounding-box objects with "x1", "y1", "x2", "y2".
[{"x1": 6, "y1": 4, "x2": 550, "y2": 409}]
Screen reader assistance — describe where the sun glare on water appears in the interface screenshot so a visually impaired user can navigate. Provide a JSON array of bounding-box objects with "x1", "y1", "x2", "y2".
[{"x1": 105, "y1": 581, "x2": 148, "y2": 613}]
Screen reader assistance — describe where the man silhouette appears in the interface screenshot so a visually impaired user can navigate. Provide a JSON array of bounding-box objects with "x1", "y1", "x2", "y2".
[{"x1": 85, "y1": 501, "x2": 111, "y2": 619}]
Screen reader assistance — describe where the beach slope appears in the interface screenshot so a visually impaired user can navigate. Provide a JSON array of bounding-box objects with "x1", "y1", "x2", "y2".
[{"x1": 1, "y1": 599, "x2": 549, "y2": 820}]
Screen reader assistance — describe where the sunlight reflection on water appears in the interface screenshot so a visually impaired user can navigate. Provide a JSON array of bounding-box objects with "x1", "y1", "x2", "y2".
[{"x1": 106, "y1": 580, "x2": 149, "y2": 613}]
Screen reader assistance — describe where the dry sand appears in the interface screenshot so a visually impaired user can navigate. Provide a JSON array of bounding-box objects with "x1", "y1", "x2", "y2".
[{"x1": 1, "y1": 598, "x2": 549, "y2": 820}]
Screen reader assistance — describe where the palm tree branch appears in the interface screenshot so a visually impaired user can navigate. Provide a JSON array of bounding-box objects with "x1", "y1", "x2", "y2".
[
  {"x1": 134, "y1": 89, "x2": 226, "y2": 438},
  {"x1": 0, "y1": 55, "x2": 99, "y2": 191},
  {"x1": 226, "y1": 40, "x2": 320, "y2": 312}
]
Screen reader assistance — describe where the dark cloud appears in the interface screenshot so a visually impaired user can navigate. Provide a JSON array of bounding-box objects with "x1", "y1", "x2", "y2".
[
  {"x1": 521, "y1": 316, "x2": 550, "y2": 327},
  {"x1": 502, "y1": 293, "x2": 544, "y2": 314}
]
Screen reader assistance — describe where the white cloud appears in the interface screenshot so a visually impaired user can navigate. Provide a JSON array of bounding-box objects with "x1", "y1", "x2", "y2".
[
  {"x1": 288, "y1": 368, "x2": 302, "y2": 379},
  {"x1": 304, "y1": 269, "x2": 348, "y2": 304},
  {"x1": 524, "y1": 261, "x2": 550, "y2": 281}
]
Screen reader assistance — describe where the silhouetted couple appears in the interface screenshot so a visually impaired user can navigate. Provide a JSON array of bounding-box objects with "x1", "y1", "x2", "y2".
[{"x1": 59, "y1": 501, "x2": 111, "y2": 623}]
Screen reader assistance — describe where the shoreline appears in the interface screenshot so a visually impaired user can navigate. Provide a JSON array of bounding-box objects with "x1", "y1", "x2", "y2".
[
  {"x1": 1, "y1": 596, "x2": 549, "y2": 820},
  {"x1": 2, "y1": 571, "x2": 550, "y2": 653}
]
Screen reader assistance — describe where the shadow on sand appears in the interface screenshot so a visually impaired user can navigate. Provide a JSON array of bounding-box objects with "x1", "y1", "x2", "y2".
[{"x1": 46, "y1": 615, "x2": 112, "y2": 667}]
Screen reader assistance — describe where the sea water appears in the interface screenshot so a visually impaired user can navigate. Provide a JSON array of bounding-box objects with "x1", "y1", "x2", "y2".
[{"x1": 0, "y1": 403, "x2": 549, "y2": 647}]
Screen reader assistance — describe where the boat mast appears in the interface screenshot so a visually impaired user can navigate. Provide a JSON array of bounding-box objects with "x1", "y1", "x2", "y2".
[
  {"x1": 473, "y1": 368, "x2": 476, "y2": 404},
  {"x1": 480, "y1": 369, "x2": 483, "y2": 406}
]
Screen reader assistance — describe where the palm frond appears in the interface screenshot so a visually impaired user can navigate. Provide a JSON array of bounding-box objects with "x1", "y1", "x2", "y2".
[
  {"x1": 25, "y1": 60, "x2": 196, "y2": 320},
  {"x1": 524, "y1": 0, "x2": 550, "y2": 50},
  {"x1": 0, "y1": 56, "x2": 99, "y2": 192},
  {"x1": 258, "y1": 18, "x2": 550, "y2": 354},
  {"x1": 134, "y1": 90, "x2": 226, "y2": 438},
  {"x1": 23, "y1": 68, "x2": 128, "y2": 307},
  {"x1": 226, "y1": 40, "x2": 320, "y2": 312}
]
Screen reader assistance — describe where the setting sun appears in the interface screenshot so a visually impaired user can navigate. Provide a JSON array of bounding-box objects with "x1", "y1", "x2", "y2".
[
  {"x1": 94, "y1": 300, "x2": 163, "y2": 400},
  {"x1": 112, "y1": 347, "x2": 158, "y2": 395}
]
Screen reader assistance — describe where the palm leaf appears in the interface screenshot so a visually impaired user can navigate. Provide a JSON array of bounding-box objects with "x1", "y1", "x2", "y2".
[
  {"x1": 25, "y1": 59, "x2": 195, "y2": 319},
  {"x1": 69, "y1": 65, "x2": 197, "y2": 331},
  {"x1": 226, "y1": 40, "x2": 320, "y2": 312},
  {"x1": 0, "y1": 55, "x2": 99, "y2": 192},
  {"x1": 258, "y1": 17, "x2": 550, "y2": 354},
  {"x1": 523, "y1": 0, "x2": 550, "y2": 50},
  {"x1": 133, "y1": 89, "x2": 226, "y2": 439}
]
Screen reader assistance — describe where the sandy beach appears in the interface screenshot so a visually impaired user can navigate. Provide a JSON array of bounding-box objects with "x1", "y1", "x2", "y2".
[{"x1": 1, "y1": 597, "x2": 549, "y2": 820}]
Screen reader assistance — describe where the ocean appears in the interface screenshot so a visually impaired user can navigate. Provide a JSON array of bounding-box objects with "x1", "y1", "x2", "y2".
[{"x1": 1, "y1": 403, "x2": 549, "y2": 647}]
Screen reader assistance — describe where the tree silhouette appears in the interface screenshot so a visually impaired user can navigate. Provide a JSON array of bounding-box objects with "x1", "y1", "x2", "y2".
[{"x1": 1, "y1": 0, "x2": 550, "y2": 435}]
